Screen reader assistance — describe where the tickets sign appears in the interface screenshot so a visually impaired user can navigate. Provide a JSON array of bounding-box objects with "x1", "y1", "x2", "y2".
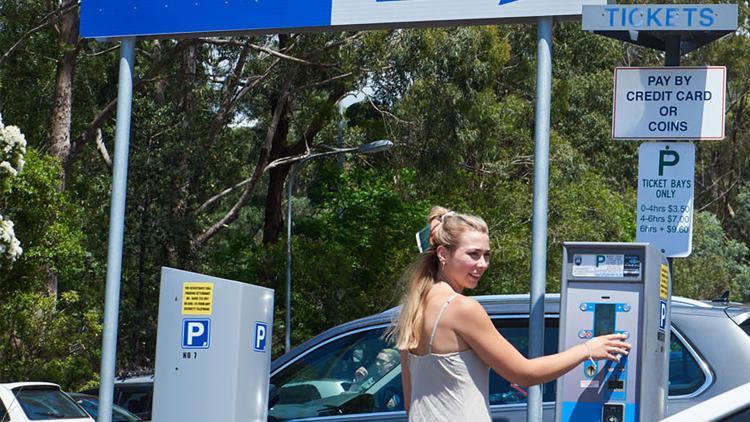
[{"x1": 612, "y1": 67, "x2": 726, "y2": 140}]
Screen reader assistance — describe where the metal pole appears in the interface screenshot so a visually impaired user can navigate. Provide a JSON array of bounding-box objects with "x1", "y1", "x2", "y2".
[
  {"x1": 665, "y1": 35, "x2": 681, "y2": 67},
  {"x1": 285, "y1": 164, "x2": 296, "y2": 354},
  {"x1": 97, "y1": 37, "x2": 135, "y2": 422},
  {"x1": 527, "y1": 16, "x2": 552, "y2": 422},
  {"x1": 664, "y1": 35, "x2": 679, "y2": 284}
]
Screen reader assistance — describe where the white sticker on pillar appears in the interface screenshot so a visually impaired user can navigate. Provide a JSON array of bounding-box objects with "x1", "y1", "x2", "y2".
[{"x1": 572, "y1": 254, "x2": 625, "y2": 278}]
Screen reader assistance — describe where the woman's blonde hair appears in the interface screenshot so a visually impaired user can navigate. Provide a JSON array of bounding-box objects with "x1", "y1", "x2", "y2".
[{"x1": 387, "y1": 206, "x2": 488, "y2": 351}]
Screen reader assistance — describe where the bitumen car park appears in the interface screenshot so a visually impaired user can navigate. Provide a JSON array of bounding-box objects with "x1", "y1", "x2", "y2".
[
  {"x1": 0, "y1": 382, "x2": 94, "y2": 422},
  {"x1": 268, "y1": 294, "x2": 750, "y2": 421}
]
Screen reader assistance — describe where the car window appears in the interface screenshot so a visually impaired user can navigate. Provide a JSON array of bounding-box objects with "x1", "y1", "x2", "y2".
[
  {"x1": 0, "y1": 398, "x2": 8, "y2": 422},
  {"x1": 12, "y1": 387, "x2": 89, "y2": 420},
  {"x1": 489, "y1": 318, "x2": 559, "y2": 405},
  {"x1": 115, "y1": 387, "x2": 151, "y2": 416},
  {"x1": 739, "y1": 319, "x2": 750, "y2": 337},
  {"x1": 668, "y1": 333, "x2": 706, "y2": 396},
  {"x1": 269, "y1": 327, "x2": 402, "y2": 420}
]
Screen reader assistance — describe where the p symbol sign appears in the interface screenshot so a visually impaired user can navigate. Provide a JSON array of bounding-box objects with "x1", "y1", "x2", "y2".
[
  {"x1": 254, "y1": 322, "x2": 268, "y2": 352},
  {"x1": 659, "y1": 300, "x2": 668, "y2": 332},
  {"x1": 658, "y1": 149, "x2": 680, "y2": 176},
  {"x1": 182, "y1": 319, "x2": 210, "y2": 349}
]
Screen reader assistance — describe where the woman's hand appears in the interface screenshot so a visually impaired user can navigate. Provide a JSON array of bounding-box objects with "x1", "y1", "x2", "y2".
[{"x1": 585, "y1": 334, "x2": 631, "y2": 362}]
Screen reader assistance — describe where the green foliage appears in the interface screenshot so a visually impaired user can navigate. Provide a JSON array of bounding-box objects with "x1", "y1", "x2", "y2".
[
  {"x1": 0, "y1": 290, "x2": 102, "y2": 389},
  {"x1": 2, "y1": 148, "x2": 92, "y2": 293},
  {"x1": 0, "y1": 148, "x2": 98, "y2": 388}
]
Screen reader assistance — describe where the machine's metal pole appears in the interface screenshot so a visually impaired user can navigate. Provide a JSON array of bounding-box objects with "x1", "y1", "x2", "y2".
[
  {"x1": 285, "y1": 165, "x2": 296, "y2": 354},
  {"x1": 527, "y1": 16, "x2": 553, "y2": 422},
  {"x1": 665, "y1": 35, "x2": 681, "y2": 67},
  {"x1": 97, "y1": 37, "x2": 136, "y2": 422}
]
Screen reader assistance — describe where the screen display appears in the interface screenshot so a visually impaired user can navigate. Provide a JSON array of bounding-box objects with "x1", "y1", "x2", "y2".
[
  {"x1": 608, "y1": 379, "x2": 624, "y2": 390},
  {"x1": 594, "y1": 304, "x2": 616, "y2": 337}
]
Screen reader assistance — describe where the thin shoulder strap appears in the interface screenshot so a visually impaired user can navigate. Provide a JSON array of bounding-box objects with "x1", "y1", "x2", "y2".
[{"x1": 428, "y1": 294, "x2": 460, "y2": 353}]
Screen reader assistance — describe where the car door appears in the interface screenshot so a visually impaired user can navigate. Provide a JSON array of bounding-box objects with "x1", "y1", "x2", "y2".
[
  {"x1": 487, "y1": 316, "x2": 559, "y2": 422},
  {"x1": 269, "y1": 325, "x2": 407, "y2": 422}
]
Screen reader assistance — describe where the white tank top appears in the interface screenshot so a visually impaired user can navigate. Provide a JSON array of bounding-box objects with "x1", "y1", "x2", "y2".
[{"x1": 408, "y1": 295, "x2": 491, "y2": 422}]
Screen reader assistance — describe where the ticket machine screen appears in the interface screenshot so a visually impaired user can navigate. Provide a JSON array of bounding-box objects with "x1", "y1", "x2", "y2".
[{"x1": 594, "y1": 304, "x2": 616, "y2": 336}]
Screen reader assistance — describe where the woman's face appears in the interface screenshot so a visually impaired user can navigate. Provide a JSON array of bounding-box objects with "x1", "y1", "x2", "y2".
[{"x1": 438, "y1": 230, "x2": 491, "y2": 291}]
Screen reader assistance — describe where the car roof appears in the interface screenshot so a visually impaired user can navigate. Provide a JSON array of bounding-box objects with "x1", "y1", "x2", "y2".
[
  {"x1": 0, "y1": 382, "x2": 60, "y2": 389},
  {"x1": 272, "y1": 293, "x2": 748, "y2": 370},
  {"x1": 114, "y1": 374, "x2": 154, "y2": 384}
]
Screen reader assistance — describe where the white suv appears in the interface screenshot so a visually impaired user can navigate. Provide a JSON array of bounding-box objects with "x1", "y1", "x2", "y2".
[{"x1": 0, "y1": 382, "x2": 93, "y2": 422}]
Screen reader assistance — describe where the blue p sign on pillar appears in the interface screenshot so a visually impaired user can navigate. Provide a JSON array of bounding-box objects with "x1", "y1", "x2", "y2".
[
  {"x1": 182, "y1": 319, "x2": 211, "y2": 349},
  {"x1": 659, "y1": 301, "x2": 668, "y2": 332},
  {"x1": 254, "y1": 322, "x2": 268, "y2": 352}
]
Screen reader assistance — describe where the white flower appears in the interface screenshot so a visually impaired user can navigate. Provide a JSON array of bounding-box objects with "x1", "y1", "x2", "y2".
[
  {"x1": 0, "y1": 214, "x2": 22, "y2": 263},
  {"x1": 0, "y1": 123, "x2": 26, "y2": 186}
]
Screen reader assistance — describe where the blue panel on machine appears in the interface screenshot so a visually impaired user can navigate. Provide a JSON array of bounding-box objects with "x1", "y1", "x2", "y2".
[
  {"x1": 80, "y1": 0, "x2": 332, "y2": 39},
  {"x1": 561, "y1": 402, "x2": 637, "y2": 422}
]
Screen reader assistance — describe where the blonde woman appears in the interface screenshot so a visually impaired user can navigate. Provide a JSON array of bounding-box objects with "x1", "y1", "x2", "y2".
[{"x1": 388, "y1": 206, "x2": 631, "y2": 421}]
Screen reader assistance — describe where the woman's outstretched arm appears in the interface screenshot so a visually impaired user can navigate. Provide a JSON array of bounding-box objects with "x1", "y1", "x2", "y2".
[{"x1": 453, "y1": 297, "x2": 630, "y2": 387}]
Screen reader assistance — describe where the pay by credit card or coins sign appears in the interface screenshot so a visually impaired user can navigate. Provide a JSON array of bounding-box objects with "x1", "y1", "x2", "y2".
[{"x1": 612, "y1": 67, "x2": 726, "y2": 140}]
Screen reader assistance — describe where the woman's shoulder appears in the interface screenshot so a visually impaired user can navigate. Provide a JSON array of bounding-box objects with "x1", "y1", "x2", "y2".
[{"x1": 450, "y1": 295, "x2": 484, "y2": 315}]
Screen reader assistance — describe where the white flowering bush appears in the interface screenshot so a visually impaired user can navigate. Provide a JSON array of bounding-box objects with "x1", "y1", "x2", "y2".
[
  {"x1": 0, "y1": 214, "x2": 22, "y2": 262},
  {"x1": 0, "y1": 114, "x2": 26, "y2": 264},
  {"x1": 0, "y1": 118, "x2": 27, "y2": 192}
]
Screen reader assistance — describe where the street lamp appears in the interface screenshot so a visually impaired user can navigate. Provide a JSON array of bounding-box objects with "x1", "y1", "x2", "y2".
[{"x1": 285, "y1": 140, "x2": 393, "y2": 353}]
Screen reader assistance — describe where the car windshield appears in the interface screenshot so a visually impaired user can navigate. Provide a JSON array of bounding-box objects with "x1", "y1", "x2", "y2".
[
  {"x1": 269, "y1": 328, "x2": 403, "y2": 420},
  {"x1": 76, "y1": 397, "x2": 140, "y2": 422},
  {"x1": 12, "y1": 386, "x2": 89, "y2": 420}
]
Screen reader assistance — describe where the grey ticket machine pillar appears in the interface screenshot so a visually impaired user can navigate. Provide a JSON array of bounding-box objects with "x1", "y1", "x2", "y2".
[
  {"x1": 556, "y1": 243, "x2": 671, "y2": 422},
  {"x1": 153, "y1": 267, "x2": 274, "y2": 422}
]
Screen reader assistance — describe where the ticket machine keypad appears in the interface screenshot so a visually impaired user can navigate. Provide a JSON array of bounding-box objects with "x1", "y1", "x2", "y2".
[{"x1": 579, "y1": 302, "x2": 630, "y2": 401}]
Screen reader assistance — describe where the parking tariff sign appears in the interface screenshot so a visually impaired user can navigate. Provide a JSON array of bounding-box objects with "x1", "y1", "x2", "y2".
[{"x1": 636, "y1": 142, "x2": 695, "y2": 258}]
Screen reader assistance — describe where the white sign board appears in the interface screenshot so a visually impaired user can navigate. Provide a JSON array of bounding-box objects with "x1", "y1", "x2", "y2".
[
  {"x1": 583, "y1": 4, "x2": 738, "y2": 31},
  {"x1": 332, "y1": 0, "x2": 607, "y2": 27},
  {"x1": 613, "y1": 67, "x2": 726, "y2": 140},
  {"x1": 636, "y1": 142, "x2": 695, "y2": 258}
]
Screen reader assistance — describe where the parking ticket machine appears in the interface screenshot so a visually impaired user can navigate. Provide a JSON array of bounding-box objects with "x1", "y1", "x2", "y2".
[{"x1": 556, "y1": 243, "x2": 672, "y2": 422}]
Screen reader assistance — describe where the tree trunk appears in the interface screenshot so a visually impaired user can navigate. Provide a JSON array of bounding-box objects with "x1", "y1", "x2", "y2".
[
  {"x1": 263, "y1": 165, "x2": 291, "y2": 245},
  {"x1": 46, "y1": 0, "x2": 80, "y2": 297},
  {"x1": 48, "y1": 0, "x2": 80, "y2": 189}
]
